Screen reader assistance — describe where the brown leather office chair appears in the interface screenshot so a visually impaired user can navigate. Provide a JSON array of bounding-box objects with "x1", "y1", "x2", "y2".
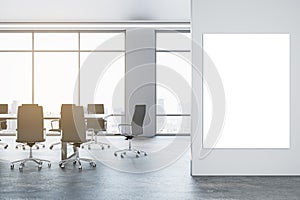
[
  {"x1": 82, "y1": 104, "x2": 110, "y2": 150},
  {"x1": 15, "y1": 104, "x2": 45, "y2": 150},
  {"x1": 59, "y1": 105, "x2": 96, "y2": 170},
  {"x1": 49, "y1": 104, "x2": 75, "y2": 150},
  {"x1": 0, "y1": 104, "x2": 9, "y2": 149},
  {"x1": 11, "y1": 104, "x2": 51, "y2": 171}
]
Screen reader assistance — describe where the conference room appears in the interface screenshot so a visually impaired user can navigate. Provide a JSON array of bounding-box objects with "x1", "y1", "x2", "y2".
[{"x1": 0, "y1": 0, "x2": 300, "y2": 199}]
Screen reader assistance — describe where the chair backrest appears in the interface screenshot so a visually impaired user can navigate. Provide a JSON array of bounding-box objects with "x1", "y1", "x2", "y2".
[
  {"x1": 0, "y1": 104, "x2": 8, "y2": 130},
  {"x1": 88, "y1": 104, "x2": 104, "y2": 114},
  {"x1": 17, "y1": 104, "x2": 44, "y2": 143},
  {"x1": 58, "y1": 104, "x2": 76, "y2": 129},
  {"x1": 87, "y1": 104, "x2": 106, "y2": 131},
  {"x1": 61, "y1": 105, "x2": 86, "y2": 143},
  {"x1": 131, "y1": 105, "x2": 146, "y2": 136}
]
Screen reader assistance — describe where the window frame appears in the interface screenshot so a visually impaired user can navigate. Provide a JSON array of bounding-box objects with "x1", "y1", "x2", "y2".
[{"x1": 155, "y1": 30, "x2": 191, "y2": 135}]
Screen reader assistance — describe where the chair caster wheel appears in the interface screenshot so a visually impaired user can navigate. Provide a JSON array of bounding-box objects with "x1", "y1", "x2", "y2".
[
  {"x1": 136, "y1": 155, "x2": 139, "y2": 158},
  {"x1": 88, "y1": 146, "x2": 91, "y2": 150},
  {"x1": 73, "y1": 161, "x2": 77, "y2": 165},
  {"x1": 78, "y1": 166, "x2": 82, "y2": 170},
  {"x1": 144, "y1": 153, "x2": 147, "y2": 156},
  {"x1": 22, "y1": 147, "x2": 26, "y2": 150},
  {"x1": 101, "y1": 146, "x2": 104, "y2": 150},
  {"x1": 19, "y1": 166, "x2": 23, "y2": 171},
  {"x1": 38, "y1": 165, "x2": 42, "y2": 169},
  {"x1": 42, "y1": 145, "x2": 45, "y2": 148},
  {"x1": 49, "y1": 146, "x2": 54, "y2": 150},
  {"x1": 81, "y1": 146, "x2": 84, "y2": 149},
  {"x1": 15, "y1": 146, "x2": 18, "y2": 149},
  {"x1": 36, "y1": 147, "x2": 39, "y2": 150},
  {"x1": 48, "y1": 163, "x2": 51, "y2": 168},
  {"x1": 90, "y1": 162, "x2": 96, "y2": 167},
  {"x1": 121, "y1": 155, "x2": 124, "y2": 159},
  {"x1": 137, "y1": 151, "x2": 140, "y2": 154},
  {"x1": 10, "y1": 164, "x2": 14, "y2": 169},
  {"x1": 114, "y1": 153, "x2": 117, "y2": 157},
  {"x1": 59, "y1": 163, "x2": 65, "y2": 169},
  {"x1": 4, "y1": 145, "x2": 8, "y2": 149}
]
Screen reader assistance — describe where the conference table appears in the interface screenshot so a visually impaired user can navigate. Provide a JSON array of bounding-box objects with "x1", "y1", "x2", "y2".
[{"x1": 0, "y1": 113, "x2": 116, "y2": 160}]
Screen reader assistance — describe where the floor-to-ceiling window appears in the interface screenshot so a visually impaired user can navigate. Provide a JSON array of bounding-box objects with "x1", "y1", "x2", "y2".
[
  {"x1": 0, "y1": 33, "x2": 32, "y2": 130},
  {"x1": 80, "y1": 31, "x2": 125, "y2": 133},
  {"x1": 0, "y1": 31, "x2": 125, "y2": 132},
  {"x1": 156, "y1": 30, "x2": 191, "y2": 135}
]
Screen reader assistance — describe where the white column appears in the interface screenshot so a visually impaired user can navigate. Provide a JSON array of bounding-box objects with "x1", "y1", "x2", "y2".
[{"x1": 125, "y1": 28, "x2": 156, "y2": 137}]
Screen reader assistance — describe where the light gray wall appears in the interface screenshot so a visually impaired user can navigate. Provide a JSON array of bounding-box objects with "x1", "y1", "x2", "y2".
[
  {"x1": 125, "y1": 28, "x2": 156, "y2": 137},
  {"x1": 192, "y1": 0, "x2": 300, "y2": 175},
  {"x1": 0, "y1": 0, "x2": 190, "y2": 22}
]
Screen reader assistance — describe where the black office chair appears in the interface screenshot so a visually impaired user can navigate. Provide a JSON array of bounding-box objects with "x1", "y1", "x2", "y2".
[
  {"x1": 0, "y1": 104, "x2": 9, "y2": 149},
  {"x1": 59, "y1": 106, "x2": 96, "y2": 170},
  {"x1": 82, "y1": 104, "x2": 110, "y2": 150},
  {"x1": 114, "y1": 105, "x2": 147, "y2": 158},
  {"x1": 11, "y1": 104, "x2": 51, "y2": 171}
]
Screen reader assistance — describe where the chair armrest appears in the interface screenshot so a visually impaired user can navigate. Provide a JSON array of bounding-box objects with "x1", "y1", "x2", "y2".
[
  {"x1": 50, "y1": 119, "x2": 60, "y2": 129},
  {"x1": 103, "y1": 114, "x2": 114, "y2": 120},
  {"x1": 118, "y1": 123, "x2": 131, "y2": 128},
  {"x1": 118, "y1": 124, "x2": 132, "y2": 135}
]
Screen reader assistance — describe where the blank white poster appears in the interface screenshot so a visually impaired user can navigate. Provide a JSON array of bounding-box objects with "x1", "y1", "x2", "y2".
[{"x1": 203, "y1": 34, "x2": 290, "y2": 148}]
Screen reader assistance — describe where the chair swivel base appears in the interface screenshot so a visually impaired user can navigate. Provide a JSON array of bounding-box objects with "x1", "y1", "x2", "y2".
[
  {"x1": 59, "y1": 147, "x2": 96, "y2": 170},
  {"x1": 49, "y1": 142, "x2": 61, "y2": 150},
  {"x1": 0, "y1": 142, "x2": 8, "y2": 149},
  {"x1": 11, "y1": 158, "x2": 51, "y2": 171},
  {"x1": 16, "y1": 143, "x2": 45, "y2": 150},
  {"x1": 82, "y1": 130, "x2": 110, "y2": 150},
  {"x1": 114, "y1": 148, "x2": 147, "y2": 158},
  {"x1": 81, "y1": 140, "x2": 110, "y2": 150},
  {"x1": 10, "y1": 147, "x2": 51, "y2": 171},
  {"x1": 114, "y1": 139, "x2": 147, "y2": 158}
]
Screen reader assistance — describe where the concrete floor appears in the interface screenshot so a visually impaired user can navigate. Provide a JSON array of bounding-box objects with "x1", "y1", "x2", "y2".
[{"x1": 0, "y1": 136, "x2": 299, "y2": 200}]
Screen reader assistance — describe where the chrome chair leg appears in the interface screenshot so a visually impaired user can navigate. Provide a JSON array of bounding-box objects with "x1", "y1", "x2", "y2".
[
  {"x1": 114, "y1": 140, "x2": 147, "y2": 158},
  {"x1": 59, "y1": 147, "x2": 96, "y2": 170},
  {"x1": 0, "y1": 142, "x2": 8, "y2": 149},
  {"x1": 10, "y1": 147, "x2": 51, "y2": 171},
  {"x1": 82, "y1": 130, "x2": 110, "y2": 150},
  {"x1": 49, "y1": 142, "x2": 61, "y2": 150}
]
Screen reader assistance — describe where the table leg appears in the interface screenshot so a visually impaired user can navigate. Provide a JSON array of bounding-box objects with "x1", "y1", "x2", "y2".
[{"x1": 61, "y1": 142, "x2": 67, "y2": 160}]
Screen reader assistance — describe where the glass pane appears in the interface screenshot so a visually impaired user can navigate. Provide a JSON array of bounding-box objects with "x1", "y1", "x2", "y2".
[
  {"x1": 0, "y1": 53, "x2": 32, "y2": 104},
  {"x1": 34, "y1": 52, "x2": 78, "y2": 115},
  {"x1": 156, "y1": 52, "x2": 191, "y2": 114},
  {"x1": 0, "y1": 33, "x2": 32, "y2": 50},
  {"x1": 34, "y1": 33, "x2": 78, "y2": 50},
  {"x1": 156, "y1": 116, "x2": 191, "y2": 134},
  {"x1": 156, "y1": 32, "x2": 191, "y2": 51},
  {"x1": 203, "y1": 34, "x2": 290, "y2": 148},
  {"x1": 80, "y1": 52, "x2": 125, "y2": 114},
  {"x1": 80, "y1": 32, "x2": 125, "y2": 51},
  {"x1": 0, "y1": 53, "x2": 32, "y2": 130}
]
